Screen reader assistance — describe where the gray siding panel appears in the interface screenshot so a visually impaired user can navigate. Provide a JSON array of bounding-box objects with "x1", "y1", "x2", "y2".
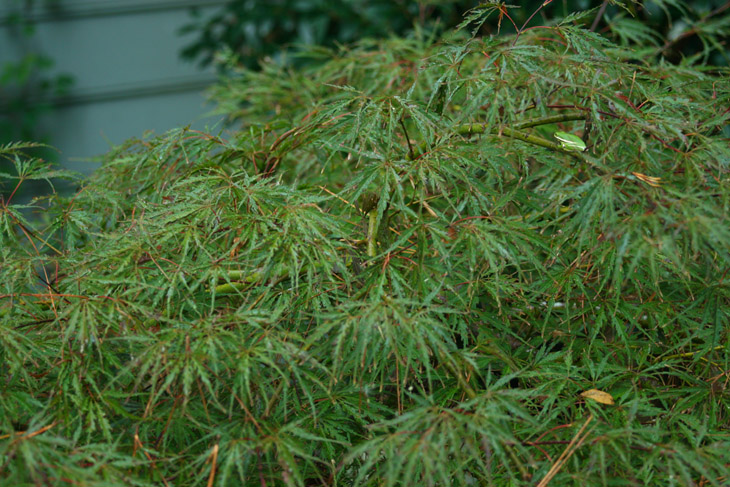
[
  {"x1": 39, "y1": 90, "x2": 221, "y2": 166},
  {"x1": 4, "y1": 8, "x2": 217, "y2": 99},
  {"x1": 0, "y1": 0, "x2": 226, "y2": 174},
  {"x1": 0, "y1": 0, "x2": 227, "y2": 23}
]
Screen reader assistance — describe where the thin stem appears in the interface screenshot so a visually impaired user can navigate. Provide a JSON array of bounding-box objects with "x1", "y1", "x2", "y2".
[
  {"x1": 6, "y1": 179, "x2": 23, "y2": 204},
  {"x1": 590, "y1": 1, "x2": 609, "y2": 32},
  {"x1": 513, "y1": 0, "x2": 553, "y2": 46},
  {"x1": 656, "y1": 1, "x2": 730, "y2": 55},
  {"x1": 399, "y1": 117, "x2": 415, "y2": 160}
]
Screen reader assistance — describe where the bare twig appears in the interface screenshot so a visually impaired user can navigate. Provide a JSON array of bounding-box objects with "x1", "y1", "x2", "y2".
[
  {"x1": 590, "y1": 1, "x2": 609, "y2": 32},
  {"x1": 536, "y1": 414, "x2": 595, "y2": 487},
  {"x1": 513, "y1": 0, "x2": 554, "y2": 46}
]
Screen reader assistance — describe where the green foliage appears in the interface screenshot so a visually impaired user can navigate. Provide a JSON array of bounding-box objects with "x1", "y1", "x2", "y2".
[
  {"x1": 180, "y1": 0, "x2": 476, "y2": 68},
  {"x1": 3, "y1": 4, "x2": 730, "y2": 486},
  {"x1": 181, "y1": 0, "x2": 730, "y2": 70}
]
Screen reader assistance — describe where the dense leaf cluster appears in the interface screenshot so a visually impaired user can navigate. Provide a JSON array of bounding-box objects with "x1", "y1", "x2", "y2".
[{"x1": 2, "y1": 5, "x2": 730, "y2": 486}]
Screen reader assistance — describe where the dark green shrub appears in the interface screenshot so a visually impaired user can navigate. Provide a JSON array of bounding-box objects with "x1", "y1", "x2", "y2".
[
  {"x1": 181, "y1": 0, "x2": 730, "y2": 69},
  {"x1": 2, "y1": 3, "x2": 730, "y2": 486},
  {"x1": 181, "y1": 0, "x2": 476, "y2": 68}
]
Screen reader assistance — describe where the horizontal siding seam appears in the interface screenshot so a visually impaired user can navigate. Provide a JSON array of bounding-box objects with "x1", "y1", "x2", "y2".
[
  {"x1": 0, "y1": 0, "x2": 227, "y2": 24},
  {"x1": 0, "y1": 74, "x2": 217, "y2": 109}
]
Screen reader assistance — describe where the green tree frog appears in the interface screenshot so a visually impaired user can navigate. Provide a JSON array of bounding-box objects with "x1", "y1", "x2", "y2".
[{"x1": 554, "y1": 131, "x2": 587, "y2": 152}]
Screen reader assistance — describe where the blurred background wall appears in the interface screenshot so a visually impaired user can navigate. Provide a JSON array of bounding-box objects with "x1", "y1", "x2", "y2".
[{"x1": 0, "y1": 0, "x2": 226, "y2": 176}]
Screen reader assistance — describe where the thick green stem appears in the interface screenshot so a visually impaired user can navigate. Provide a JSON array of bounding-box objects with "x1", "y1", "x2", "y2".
[
  {"x1": 367, "y1": 209, "x2": 378, "y2": 258},
  {"x1": 213, "y1": 253, "x2": 354, "y2": 295},
  {"x1": 500, "y1": 127, "x2": 564, "y2": 152},
  {"x1": 513, "y1": 112, "x2": 586, "y2": 129},
  {"x1": 409, "y1": 112, "x2": 587, "y2": 160},
  {"x1": 214, "y1": 281, "x2": 253, "y2": 294},
  {"x1": 213, "y1": 268, "x2": 287, "y2": 294},
  {"x1": 213, "y1": 269, "x2": 266, "y2": 294}
]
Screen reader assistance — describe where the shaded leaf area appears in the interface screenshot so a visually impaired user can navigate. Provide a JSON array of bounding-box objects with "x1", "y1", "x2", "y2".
[
  {"x1": 182, "y1": 0, "x2": 730, "y2": 69},
  {"x1": 2, "y1": 10, "x2": 730, "y2": 487}
]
